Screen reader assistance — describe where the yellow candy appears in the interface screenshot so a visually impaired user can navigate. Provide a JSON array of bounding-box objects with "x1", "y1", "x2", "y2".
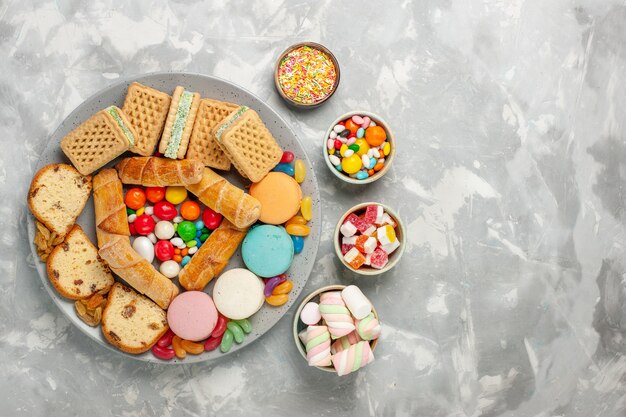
[
  {"x1": 355, "y1": 138, "x2": 370, "y2": 156},
  {"x1": 339, "y1": 144, "x2": 348, "y2": 157},
  {"x1": 165, "y1": 186, "x2": 188, "y2": 205},
  {"x1": 301, "y1": 196, "x2": 312, "y2": 221},
  {"x1": 383, "y1": 141, "x2": 391, "y2": 156},
  {"x1": 329, "y1": 148, "x2": 335, "y2": 155},
  {"x1": 286, "y1": 215, "x2": 307, "y2": 226},
  {"x1": 135, "y1": 207, "x2": 145, "y2": 216},
  {"x1": 272, "y1": 280, "x2": 293, "y2": 295},
  {"x1": 266, "y1": 294, "x2": 289, "y2": 306},
  {"x1": 294, "y1": 159, "x2": 306, "y2": 183},
  {"x1": 341, "y1": 154, "x2": 362, "y2": 174},
  {"x1": 286, "y1": 223, "x2": 310, "y2": 237}
]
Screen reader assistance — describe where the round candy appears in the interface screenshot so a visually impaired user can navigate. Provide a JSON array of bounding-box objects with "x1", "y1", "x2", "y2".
[
  {"x1": 132, "y1": 236, "x2": 154, "y2": 263},
  {"x1": 344, "y1": 118, "x2": 360, "y2": 134},
  {"x1": 341, "y1": 154, "x2": 362, "y2": 174},
  {"x1": 249, "y1": 172, "x2": 302, "y2": 225},
  {"x1": 300, "y1": 302, "x2": 321, "y2": 325},
  {"x1": 155, "y1": 240, "x2": 174, "y2": 261},
  {"x1": 167, "y1": 291, "x2": 218, "y2": 341},
  {"x1": 202, "y1": 208, "x2": 223, "y2": 230},
  {"x1": 212, "y1": 268, "x2": 265, "y2": 320},
  {"x1": 125, "y1": 188, "x2": 146, "y2": 210},
  {"x1": 177, "y1": 221, "x2": 196, "y2": 241},
  {"x1": 365, "y1": 125, "x2": 386, "y2": 146},
  {"x1": 165, "y1": 186, "x2": 188, "y2": 205},
  {"x1": 145, "y1": 187, "x2": 166, "y2": 203},
  {"x1": 355, "y1": 138, "x2": 370, "y2": 156},
  {"x1": 159, "y1": 260, "x2": 180, "y2": 278},
  {"x1": 242, "y1": 225, "x2": 294, "y2": 277},
  {"x1": 154, "y1": 201, "x2": 177, "y2": 221},
  {"x1": 180, "y1": 201, "x2": 201, "y2": 220},
  {"x1": 133, "y1": 214, "x2": 155, "y2": 235},
  {"x1": 154, "y1": 221, "x2": 175, "y2": 240}
]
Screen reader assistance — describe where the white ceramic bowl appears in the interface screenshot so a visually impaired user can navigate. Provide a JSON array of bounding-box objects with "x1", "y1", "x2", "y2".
[
  {"x1": 323, "y1": 111, "x2": 395, "y2": 185},
  {"x1": 334, "y1": 202, "x2": 405, "y2": 276},
  {"x1": 292, "y1": 285, "x2": 379, "y2": 373}
]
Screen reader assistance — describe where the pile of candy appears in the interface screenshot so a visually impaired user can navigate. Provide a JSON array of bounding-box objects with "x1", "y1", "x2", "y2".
[
  {"x1": 326, "y1": 115, "x2": 391, "y2": 180},
  {"x1": 277, "y1": 45, "x2": 337, "y2": 105},
  {"x1": 298, "y1": 285, "x2": 380, "y2": 376},
  {"x1": 125, "y1": 185, "x2": 223, "y2": 278},
  {"x1": 264, "y1": 274, "x2": 294, "y2": 307},
  {"x1": 340, "y1": 204, "x2": 400, "y2": 270}
]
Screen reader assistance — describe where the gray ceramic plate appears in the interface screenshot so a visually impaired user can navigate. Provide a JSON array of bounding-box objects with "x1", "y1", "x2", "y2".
[{"x1": 27, "y1": 72, "x2": 321, "y2": 363}]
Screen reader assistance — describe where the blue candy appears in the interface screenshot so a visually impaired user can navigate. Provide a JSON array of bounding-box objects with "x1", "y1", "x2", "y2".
[
  {"x1": 196, "y1": 230, "x2": 202, "y2": 237},
  {"x1": 195, "y1": 237, "x2": 202, "y2": 248},
  {"x1": 291, "y1": 235, "x2": 304, "y2": 254},
  {"x1": 181, "y1": 255, "x2": 191, "y2": 266},
  {"x1": 194, "y1": 220, "x2": 204, "y2": 230},
  {"x1": 356, "y1": 171, "x2": 369, "y2": 180},
  {"x1": 273, "y1": 163, "x2": 295, "y2": 176},
  {"x1": 369, "y1": 158, "x2": 377, "y2": 169},
  {"x1": 335, "y1": 165, "x2": 343, "y2": 172},
  {"x1": 356, "y1": 127, "x2": 365, "y2": 138}
]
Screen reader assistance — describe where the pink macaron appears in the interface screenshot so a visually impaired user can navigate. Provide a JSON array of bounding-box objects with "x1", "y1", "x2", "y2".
[{"x1": 167, "y1": 291, "x2": 218, "y2": 341}]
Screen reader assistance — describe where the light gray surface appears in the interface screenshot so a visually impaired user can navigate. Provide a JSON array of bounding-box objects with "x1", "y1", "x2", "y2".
[{"x1": 1, "y1": 0, "x2": 625, "y2": 416}]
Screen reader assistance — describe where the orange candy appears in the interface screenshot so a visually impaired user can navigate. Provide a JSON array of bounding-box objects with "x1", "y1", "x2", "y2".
[
  {"x1": 355, "y1": 235, "x2": 369, "y2": 253},
  {"x1": 365, "y1": 126, "x2": 386, "y2": 147},
  {"x1": 180, "y1": 201, "x2": 201, "y2": 220},
  {"x1": 174, "y1": 248, "x2": 181, "y2": 255},
  {"x1": 172, "y1": 336, "x2": 186, "y2": 359},
  {"x1": 285, "y1": 215, "x2": 307, "y2": 226},
  {"x1": 125, "y1": 188, "x2": 146, "y2": 210},
  {"x1": 181, "y1": 248, "x2": 188, "y2": 256},
  {"x1": 368, "y1": 169, "x2": 375, "y2": 176},
  {"x1": 272, "y1": 280, "x2": 293, "y2": 295},
  {"x1": 180, "y1": 339, "x2": 204, "y2": 355},
  {"x1": 266, "y1": 294, "x2": 289, "y2": 306},
  {"x1": 373, "y1": 162, "x2": 384, "y2": 171},
  {"x1": 173, "y1": 254, "x2": 183, "y2": 263},
  {"x1": 344, "y1": 119, "x2": 360, "y2": 134}
]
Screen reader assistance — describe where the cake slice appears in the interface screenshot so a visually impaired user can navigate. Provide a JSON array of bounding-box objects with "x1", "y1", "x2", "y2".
[
  {"x1": 212, "y1": 106, "x2": 283, "y2": 182},
  {"x1": 186, "y1": 98, "x2": 239, "y2": 170},
  {"x1": 158, "y1": 86, "x2": 201, "y2": 159},
  {"x1": 46, "y1": 225, "x2": 114, "y2": 300},
  {"x1": 60, "y1": 106, "x2": 136, "y2": 175},
  {"x1": 101, "y1": 283, "x2": 169, "y2": 354},
  {"x1": 122, "y1": 82, "x2": 171, "y2": 156},
  {"x1": 28, "y1": 164, "x2": 92, "y2": 238}
]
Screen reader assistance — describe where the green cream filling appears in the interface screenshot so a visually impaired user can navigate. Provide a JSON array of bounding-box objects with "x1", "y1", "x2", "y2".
[
  {"x1": 107, "y1": 106, "x2": 135, "y2": 146},
  {"x1": 214, "y1": 106, "x2": 248, "y2": 143},
  {"x1": 164, "y1": 91, "x2": 194, "y2": 158}
]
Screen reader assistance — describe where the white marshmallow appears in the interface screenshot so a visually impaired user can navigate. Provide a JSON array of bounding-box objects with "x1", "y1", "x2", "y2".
[
  {"x1": 340, "y1": 221, "x2": 357, "y2": 237},
  {"x1": 363, "y1": 237, "x2": 378, "y2": 254},
  {"x1": 341, "y1": 285, "x2": 372, "y2": 320}
]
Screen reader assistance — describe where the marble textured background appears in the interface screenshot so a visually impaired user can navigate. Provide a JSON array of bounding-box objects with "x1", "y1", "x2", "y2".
[{"x1": 1, "y1": 0, "x2": 625, "y2": 416}]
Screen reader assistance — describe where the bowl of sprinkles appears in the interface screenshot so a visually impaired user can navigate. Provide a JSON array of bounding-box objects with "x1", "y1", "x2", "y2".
[
  {"x1": 275, "y1": 42, "x2": 340, "y2": 108},
  {"x1": 324, "y1": 111, "x2": 395, "y2": 184}
]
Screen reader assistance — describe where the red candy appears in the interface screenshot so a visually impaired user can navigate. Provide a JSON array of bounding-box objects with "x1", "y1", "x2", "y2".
[
  {"x1": 202, "y1": 208, "x2": 223, "y2": 230},
  {"x1": 341, "y1": 243, "x2": 355, "y2": 255},
  {"x1": 211, "y1": 315, "x2": 227, "y2": 338},
  {"x1": 363, "y1": 205, "x2": 379, "y2": 225},
  {"x1": 344, "y1": 213, "x2": 371, "y2": 234},
  {"x1": 155, "y1": 240, "x2": 174, "y2": 261},
  {"x1": 280, "y1": 151, "x2": 295, "y2": 164},
  {"x1": 129, "y1": 223, "x2": 136, "y2": 235},
  {"x1": 133, "y1": 214, "x2": 155, "y2": 235},
  {"x1": 157, "y1": 329, "x2": 175, "y2": 348},
  {"x1": 334, "y1": 140, "x2": 342, "y2": 150},
  {"x1": 370, "y1": 248, "x2": 389, "y2": 269},
  {"x1": 152, "y1": 344, "x2": 175, "y2": 360},
  {"x1": 204, "y1": 335, "x2": 223, "y2": 351},
  {"x1": 154, "y1": 201, "x2": 177, "y2": 220},
  {"x1": 146, "y1": 187, "x2": 166, "y2": 203}
]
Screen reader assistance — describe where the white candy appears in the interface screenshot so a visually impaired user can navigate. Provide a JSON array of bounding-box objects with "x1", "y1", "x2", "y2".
[
  {"x1": 132, "y1": 236, "x2": 154, "y2": 263},
  {"x1": 372, "y1": 148, "x2": 380, "y2": 158},
  {"x1": 329, "y1": 154, "x2": 341, "y2": 166},
  {"x1": 127, "y1": 214, "x2": 137, "y2": 223},
  {"x1": 155, "y1": 221, "x2": 175, "y2": 240},
  {"x1": 160, "y1": 260, "x2": 180, "y2": 279},
  {"x1": 144, "y1": 206, "x2": 154, "y2": 215},
  {"x1": 381, "y1": 239, "x2": 401, "y2": 254},
  {"x1": 363, "y1": 225, "x2": 376, "y2": 236},
  {"x1": 341, "y1": 285, "x2": 372, "y2": 320},
  {"x1": 361, "y1": 155, "x2": 370, "y2": 168},
  {"x1": 170, "y1": 237, "x2": 184, "y2": 247},
  {"x1": 364, "y1": 253, "x2": 372, "y2": 266},
  {"x1": 330, "y1": 131, "x2": 337, "y2": 139},
  {"x1": 377, "y1": 226, "x2": 394, "y2": 245},
  {"x1": 342, "y1": 235, "x2": 357, "y2": 245},
  {"x1": 173, "y1": 216, "x2": 183, "y2": 224},
  {"x1": 340, "y1": 221, "x2": 358, "y2": 237},
  {"x1": 346, "y1": 137, "x2": 356, "y2": 146},
  {"x1": 373, "y1": 205, "x2": 384, "y2": 224},
  {"x1": 188, "y1": 246, "x2": 198, "y2": 255},
  {"x1": 343, "y1": 247, "x2": 362, "y2": 263},
  {"x1": 363, "y1": 237, "x2": 377, "y2": 254},
  {"x1": 367, "y1": 149, "x2": 375, "y2": 158},
  {"x1": 339, "y1": 136, "x2": 348, "y2": 144},
  {"x1": 147, "y1": 233, "x2": 157, "y2": 244},
  {"x1": 344, "y1": 149, "x2": 354, "y2": 158},
  {"x1": 327, "y1": 139, "x2": 334, "y2": 149},
  {"x1": 381, "y1": 212, "x2": 396, "y2": 227},
  {"x1": 369, "y1": 121, "x2": 376, "y2": 127},
  {"x1": 300, "y1": 302, "x2": 322, "y2": 325},
  {"x1": 333, "y1": 124, "x2": 345, "y2": 133}
]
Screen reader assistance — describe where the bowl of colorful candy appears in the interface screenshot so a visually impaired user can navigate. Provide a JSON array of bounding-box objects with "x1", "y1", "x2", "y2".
[
  {"x1": 293, "y1": 284, "x2": 380, "y2": 375},
  {"x1": 334, "y1": 202, "x2": 405, "y2": 275},
  {"x1": 274, "y1": 42, "x2": 340, "y2": 109},
  {"x1": 323, "y1": 111, "x2": 395, "y2": 184}
]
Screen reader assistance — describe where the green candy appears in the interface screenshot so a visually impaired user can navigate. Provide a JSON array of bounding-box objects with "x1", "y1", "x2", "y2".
[
  {"x1": 177, "y1": 221, "x2": 196, "y2": 241},
  {"x1": 126, "y1": 208, "x2": 136, "y2": 215},
  {"x1": 227, "y1": 322, "x2": 245, "y2": 343},
  {"x1": 201, "y1": 227, "x2": 209, "y2": 234},
  {"x1": 348, "y1": 144, "x2": 360, "y2": 152},
  {"x1": 186, "y1": 240, "x2": 197, "y2": 248},
  {"x1": 220, "y1": 329, "x2": 234, "y2": 353},
  {"x1": 234, "y1": 319, "x2": 252, "y2": 334},
  {"x1": 200, "y1": 233, "x2": 209, "y2": 242}
]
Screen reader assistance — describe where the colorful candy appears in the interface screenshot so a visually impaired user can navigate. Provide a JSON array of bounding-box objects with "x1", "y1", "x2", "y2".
[
  {"x1": 133, "y1": 214, "x2": 155, "y2": 235},
  {"x1": 355, "y1": 312, "x2": 382, "y2": 340},
  {"x1": 151, "y1": 344, "x2": 175, "y2": 360},
  {"x1": 180, "y1": 201, "x2": 201, "y2": 220},
  {"x1": 285, "y1": 223, "x2": 310, "y2": 237},
  {"x1": 294, "y1": 159, "x2": 306, "y2": 183},
  {"x1": 165, "y1": 186, "x2": 187, "y2": 205},
  {"x1": 154, "y1": 220, "x2": 175, "y2": 240},
  {"x1": 154, "y1": 201, "x2": 177, "y2": 220},
  {"x1": 300, "y1": 302, "x2": 322, "y2": 325},
  {"x1": 277, "y1": 45, "x2": 337, "y2": 105},
  {"x1": 300, "y1": 196, "x2": 312, "y2": 221},
  {"x1": 318, "y1": 291, "x2": 355, "y2": 338},
  {"x1": 265, "y1": 294, "x2": 289, "y2": 306},
  {"x1": 125, "y1": 188, "x2": 146, "y2": 210},
  {"x1": 177, "y1": 221, "x2": 196, "y2": 242},
  {"x1": 305, "y1": 325, "x2": 332, "y2": 366},
  {"x1": 332, "y1": 341, "x2": 375, "y2": 376},
  {"x1": 220, "y1": 329, "x2": 234, "y2": 353},
  {"x1": 202, "y1": 208, "x2": 223, "y2": 230},
  {"x1": 291, "y1": 235, "x2": 304, "y2": 254},
  {"x1": 145, "y1": 186, "x2": 165, "y2": 203},
  {"x1": 159, "y1": 260, "x2": 180, "y2": 278},
  {"x1": 132, "y1": 236, "x2": 154, "y2": 263},
  {"x1": 280, "y1": 151, "x2": 295, "y2": 164}
]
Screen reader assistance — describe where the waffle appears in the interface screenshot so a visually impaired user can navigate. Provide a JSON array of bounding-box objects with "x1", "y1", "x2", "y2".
[
  {"x1": 212, "y1": 107, "x2": 283, "y2": 183},
  {"x1": 60, "y1": 107, "x2": 134, "y2": 175},
  {"x1": 122, "y1": 82, "x2": 171, "y2": 156},
  {"x1": 158, "y1": 86, "x2": 200, "y2": 159},
  {"x1": 186, "y1": 98, "x2": 239, "y2": 170}
]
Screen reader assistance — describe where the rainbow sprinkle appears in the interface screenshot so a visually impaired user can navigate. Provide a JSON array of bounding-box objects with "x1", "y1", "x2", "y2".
[{"x1": 278, "y1": 45, "x2": 337, "y2": 105}]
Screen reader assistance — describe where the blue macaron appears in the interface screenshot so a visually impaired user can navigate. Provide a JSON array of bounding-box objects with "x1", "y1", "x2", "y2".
[{"x1": 242, "y1": 225, "x2": 294, "y2": 277}]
